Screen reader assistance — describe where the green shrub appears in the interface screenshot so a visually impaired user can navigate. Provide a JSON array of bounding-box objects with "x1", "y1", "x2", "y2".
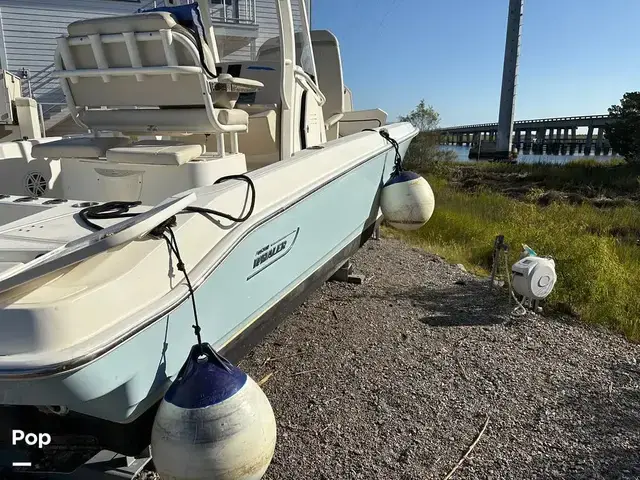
[{"x1": 403, "y1": 133, "x2": 458, "y2": 171}]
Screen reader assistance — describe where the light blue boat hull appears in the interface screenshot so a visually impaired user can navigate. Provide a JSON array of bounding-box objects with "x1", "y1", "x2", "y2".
[{"x1": 0, "y1": 129, "x2": 415, "y2": 456}]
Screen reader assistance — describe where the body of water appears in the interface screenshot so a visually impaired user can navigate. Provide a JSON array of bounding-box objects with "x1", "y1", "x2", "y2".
[{"x1": 440, "y1": 145, "x2": 620, "y2": 164}]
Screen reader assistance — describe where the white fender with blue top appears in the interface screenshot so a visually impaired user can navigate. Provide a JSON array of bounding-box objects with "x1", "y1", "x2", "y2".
[
  {"x1": 151, "y1": 343, "x2": 277, "y2": 480},
  {"x1": 378, "y1": 131, "x2": 435, "y2": 230}
]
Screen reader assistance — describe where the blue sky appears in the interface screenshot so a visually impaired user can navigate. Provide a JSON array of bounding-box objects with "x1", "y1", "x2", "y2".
[{"x1": 311, "y1": 0, "x2": 640, "y2": 127}]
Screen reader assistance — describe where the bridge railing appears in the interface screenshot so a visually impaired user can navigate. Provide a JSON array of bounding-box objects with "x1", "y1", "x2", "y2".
[{"x1": 437, "y1": 114, "x2": 610, "y2": 131}]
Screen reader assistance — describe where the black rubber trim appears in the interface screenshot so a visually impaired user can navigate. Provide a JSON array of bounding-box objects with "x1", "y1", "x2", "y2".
[{"x1": 300, "y1": 89, "x2": 307, "y2": 150}]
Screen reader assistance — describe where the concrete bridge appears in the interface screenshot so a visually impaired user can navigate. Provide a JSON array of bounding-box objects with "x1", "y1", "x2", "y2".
[{"x1": 437, "y1": 114, "x2": 613, "y2": 155}]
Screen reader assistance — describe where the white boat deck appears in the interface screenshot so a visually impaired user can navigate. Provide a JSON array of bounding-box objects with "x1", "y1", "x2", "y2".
[{"x1": 0, "y1": 193, "x2": 195, "y2": 293}]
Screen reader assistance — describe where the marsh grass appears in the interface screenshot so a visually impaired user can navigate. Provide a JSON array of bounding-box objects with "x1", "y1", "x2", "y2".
[
  {"x1": 385, "y1": 175, "x2": 640, "y2": 340},
  {"x1": 433, "y1": 158, "x2": 640, "y2": 200}
]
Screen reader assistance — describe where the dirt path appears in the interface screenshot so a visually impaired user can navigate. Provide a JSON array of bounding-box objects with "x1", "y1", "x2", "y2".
[{"x1": 239, "y1": 237, "x2": 640, "y2": 480}]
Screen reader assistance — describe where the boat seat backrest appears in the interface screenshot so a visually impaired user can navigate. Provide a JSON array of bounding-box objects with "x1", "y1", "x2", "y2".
[
  {"x1": 57, "y1": 11, "x2": 257, "y2": 136},
  {"x1": 257, "y1": 31, "x2": 344, "y2": 139},
  {"x1": 68, "y1": 12, "x2": 184, "y2": 37},
  {"x1": 78, "y1": 106, "x2": 249, "y2": 135},
  {"x1": 307, "y1": 31, "x2": 344, "y2": 123},
  {"x1": 63, "y1": 13, "x2": 207, "y2": 109}
]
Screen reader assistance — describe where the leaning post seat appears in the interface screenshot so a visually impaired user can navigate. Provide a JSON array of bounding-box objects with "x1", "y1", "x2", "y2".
[
  {"x1": 53, "y1": 6, "x2": 264, "y2": 156},
  {"x1": 45, "y1": 7, "x2": 268, "y2": 204}
]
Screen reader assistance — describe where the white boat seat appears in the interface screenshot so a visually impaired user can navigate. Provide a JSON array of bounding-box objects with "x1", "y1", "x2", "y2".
[
  {"x1": 217, "y1": 109, "x2": 249, "y2": 126},
  {"x1": 68, "y1": 12, "x2": 177, "y2": 36},
  {"x1": 79, "y1": 108, "x2": 249, "y2": 135},
  {"x1": 31, "y1": 136, "x2": 132, "y2": 159},
  {"x1": 107, "y1": 141, "x2": 204, "y2": 166},
  {"x1": 258, "y1": 31, "x2": 344, "y2": 139},
  {"x1": 58, "y1": 10, "x2": 259, "y2": 138},
  {"x1": 66, "y1": 12, "x2": 218, "y2": 93}
]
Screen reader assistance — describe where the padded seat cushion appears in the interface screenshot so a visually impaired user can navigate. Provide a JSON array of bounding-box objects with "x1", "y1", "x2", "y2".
[
  {"x1": 107, "y1": 141, "x2": 204, "y2": 166},
  {"x1": 31, "y1": 136, "x2": 132, "y2": 159},
  {"x1": 67, "y1": 12, "x2": 176, "y2": 36},
  {"x1": 218, "y1": 109, "x2": 249, "y2": 126}
]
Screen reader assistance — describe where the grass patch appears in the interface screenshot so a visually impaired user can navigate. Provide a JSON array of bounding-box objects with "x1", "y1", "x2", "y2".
[
  {"x1": 566, "y1": 157, "x2": 626, "y2": 167},
  {"x1": 432, "y1": 158, "x2": 640, "y2": 201},
  {"x1": 386, "y1": 175, "x2": 640, "y2": 340}
]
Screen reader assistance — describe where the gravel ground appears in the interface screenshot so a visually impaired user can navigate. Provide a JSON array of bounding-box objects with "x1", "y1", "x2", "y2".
[{"x1": 236, "y1": 236, "x2": 640, "y2": 480}]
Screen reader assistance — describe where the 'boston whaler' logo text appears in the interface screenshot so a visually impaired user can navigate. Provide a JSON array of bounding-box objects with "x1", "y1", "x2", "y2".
[
  {"x1": 248, "y1": 228, "x2": 299, "y2": 280},
  {"x1": 253, "y1": 241, "x2": 287, "y2": 269}
]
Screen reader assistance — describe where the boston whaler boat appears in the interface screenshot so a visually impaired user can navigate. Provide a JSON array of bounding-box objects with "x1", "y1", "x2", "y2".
[{"x1": 0, "y1": 0, "x2": 418, "y2": 474}]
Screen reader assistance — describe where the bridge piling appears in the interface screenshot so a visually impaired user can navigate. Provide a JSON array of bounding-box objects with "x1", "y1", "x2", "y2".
[
  {"x1": 546, "y1": 128, "x2": 551, "y2": 154},
  {"x1": 595, "y1": 128, "x2": 604, "y2": 156},
  {"x1": 547, "y1": 128, "x2": 555, "y2": 154},
  {"x1": 569, "y1": 128, "x2": 576, "y2": 155},
  {"x1": 584, "y1": 125, "x2": 594, "y2": 155},
  {"x1": 515, "y1": 130, "x2": 522, "y2": 151},
  {"x1": 524, "y1": 130, "x2": 532, "y2": 153},
  {"x1": 534, "y1": 127, "x2": 544, "y2": 154}
]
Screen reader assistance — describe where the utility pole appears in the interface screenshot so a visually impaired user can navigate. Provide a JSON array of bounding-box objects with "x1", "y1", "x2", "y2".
[{"x1": 495, "y1": 0, "x2": 523, "y2": 160}]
